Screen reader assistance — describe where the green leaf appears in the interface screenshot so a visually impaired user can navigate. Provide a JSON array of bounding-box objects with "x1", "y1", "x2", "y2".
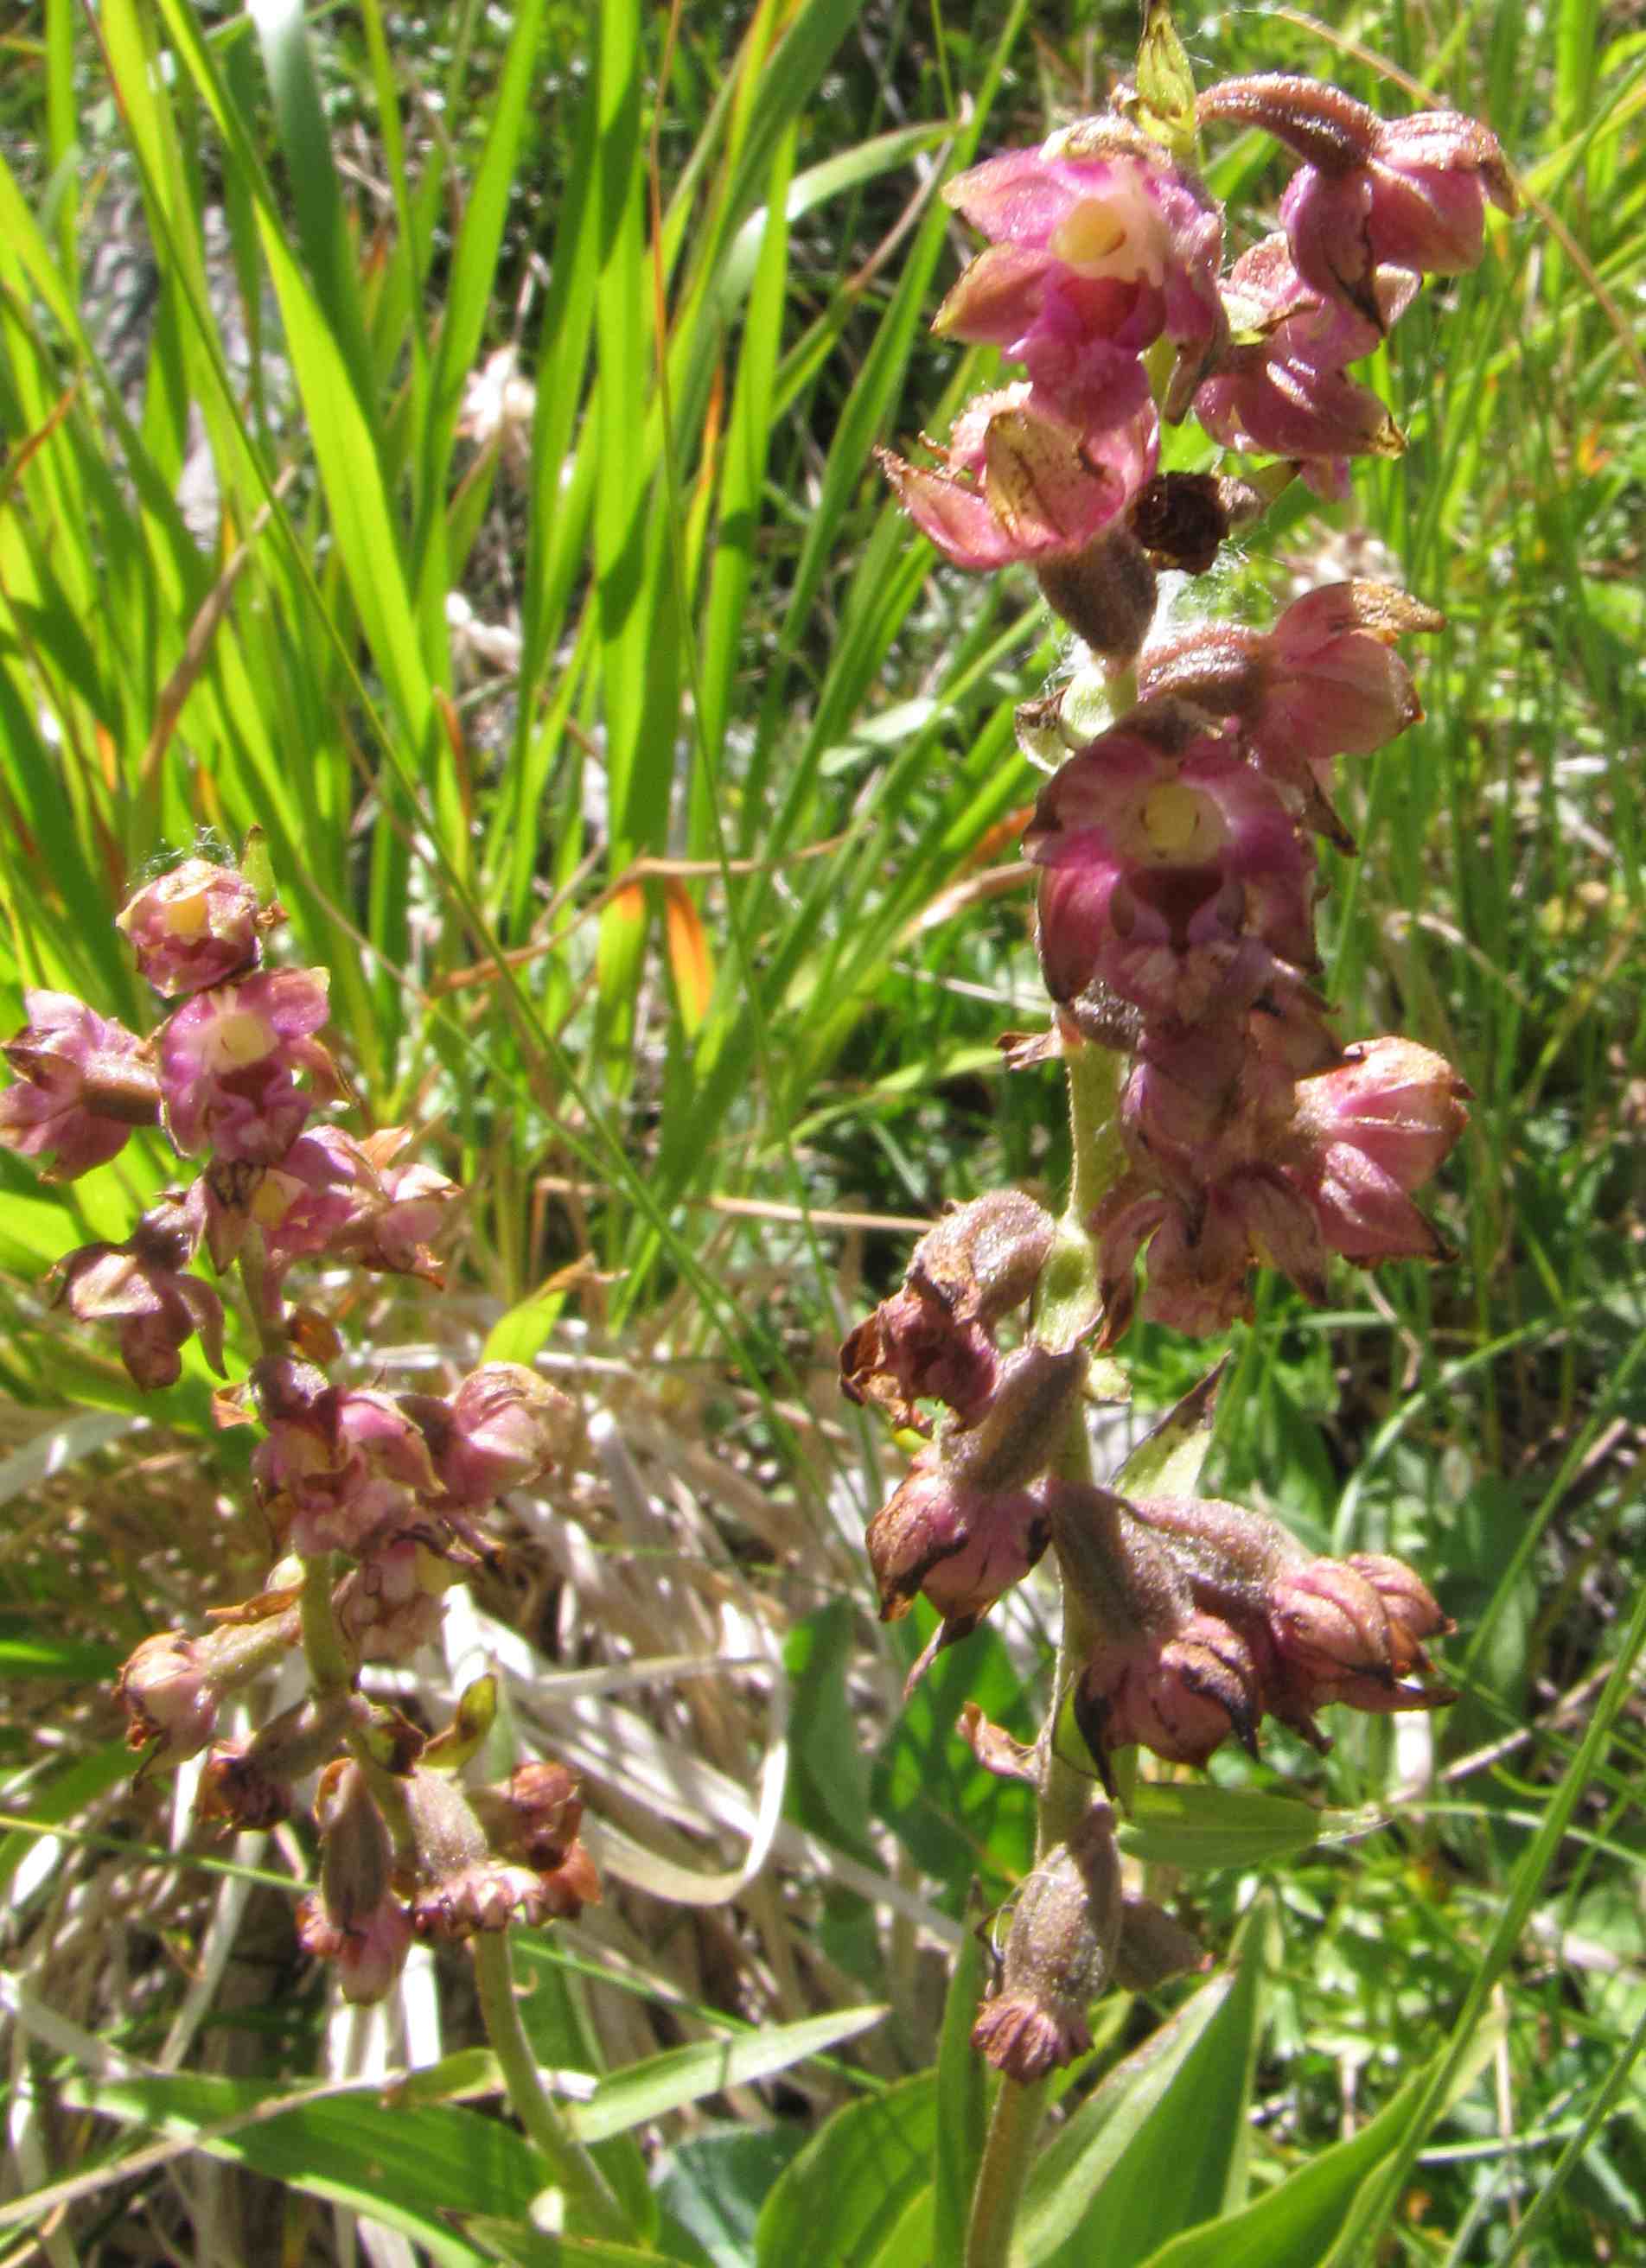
[
  {"x1": 423, "y1": 1673, "x2": 501, "y2": 1770},
  {"x1": 1137, "y1": 2019, "x2": 1506, "y2": 2268},
  {"x1": 1133, "y1": 0, "x2": 1200, "y2": 163},
  {"x1": 872, "y1": 1616, "x2": 1037, "y2": 1902},
  {"x1": 483, "y1": 1286, "x2": 571, "y2": 1367},
  {"x1": 1114, "y1": 1782, "x2": 1328, "y2": 1873},
  {"x1": 1113, "y1": 1363, "x2": 1227, "y2": 1499},
  {"x1": 0, "y1": 1743, "x2": 135, "y2": 1895},
  {"x1": 783, "y1": 1599, "x2": 875, "y2": 1863},
  {"x1": 252, "y1": 0, "x2": 378, "y2": 424},
  {"x1": 933, "y1": 1885, "x2": 990, "y2": 2268},
  {"x1": 754, "y1": 2071, "x2": 937, "y2": 2268},
  {"x1": 461, "y1": 2222, "x2": 686, "y2": 2267},
  {"x1": 565, "y1": 2006, "x2": 888, "y2": 2145},
  {"x1": 0, "y1": 1622, "x2": 121, "y2": 1680},
  {"x1": 56, "y1": 2073, "x2": 540, "y2": 2265},
  {"x1": 863, "y1": 2182, "x2": 934, "y2": 2267},
  {"x1": 1021, "y1": 1899, "x2": 1275, "y2": 2265},
  {"x1": 654, "y1": 2125, "x2": 808, "y2": 2268}
]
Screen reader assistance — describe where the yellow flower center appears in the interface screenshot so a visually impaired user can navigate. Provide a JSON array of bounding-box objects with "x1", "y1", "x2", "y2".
[
  {"x1": 202, "y1": 1007, "x2": 275, "y2": 1073},
  {"x1": 1139, "y1": 780, "x2": 1224, "y2": 861},
  {"x1": 164, "y1": 889, "x2": 210, "y2": 938},
  {"x1": 252, "y1": 1173, "x2": 296, "y2": 1227},
  {"x1": 1049, "y1": 179, "x2": 1169, "y2": 287}
]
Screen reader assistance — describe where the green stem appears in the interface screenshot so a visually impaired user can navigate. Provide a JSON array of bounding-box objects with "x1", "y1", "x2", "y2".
[
  {"x1": 471, "y1": 1929, "x2": 631, "y2": 2240},
  {"x1": 966, "y1": 1022, "x2": 1132, "y2": 2265},
  {"x1": 236, "y1": 1233, "x2": 290, "y2": 1359},
  {"x1": 298, "y1": 1552, "x2": 353, "y2": 1696},
  {"x1": 1036, "y1": 1035, "x2": 1126, "y2": 1350},
  {"x1": 965, "y1": 655, "x2": 1145, "y2": 2266},
  {"x1": 966, "y1": 2063, "x2": 1049, "y2": 2268}
]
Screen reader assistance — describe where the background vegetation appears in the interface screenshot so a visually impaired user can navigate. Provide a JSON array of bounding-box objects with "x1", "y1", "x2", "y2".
[{"x1": 0, "y1": 0, "x2": 1642, "y2": 2260}]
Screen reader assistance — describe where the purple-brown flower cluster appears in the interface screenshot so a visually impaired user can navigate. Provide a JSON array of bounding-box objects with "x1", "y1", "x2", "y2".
[
  {"x1": 296, "y1": 1753, "x2": 599, "y2": 2004},
  {"x1": 847, "y1": 1214, "x2": 1452, "y2": 1782},
  {"x1": 1054, "y1": 1480, "x2": 1453, "y2": 1786},
  {"x1": 114, "y1": 1350, "x2": 595, "y2": 2003},
  {"x1": 880, "y1": 79, "x2": 1512, "y2": 597},
  {"x1": 1029, "y1": 583, "x2": 1471, "y2": 1341},
  {"x1": 0, "y1": 853, "x2": 460, "y2": 1386},
  {"x1": 3, "y1": 845, "x2": 601, "y2": 2009}
]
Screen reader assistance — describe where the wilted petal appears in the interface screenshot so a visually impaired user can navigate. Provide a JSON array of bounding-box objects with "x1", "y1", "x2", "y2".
[
  {"x1": 0, "y1": 991, "x2": 158, "y2": 1181},
  {"x1": 840, "y1": 1288, "x2": 1000, "y2": 1433},
  {"x1": 52, "y1": 1195, "x2": 225, "y2": 1389}
]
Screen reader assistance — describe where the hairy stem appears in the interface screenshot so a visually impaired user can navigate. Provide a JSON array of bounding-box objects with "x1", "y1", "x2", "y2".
[
  {"x1": 966, "y1": 965, "x2": 1134, "y2": 2265},
  {"x1": 967, "y1": 2061, "x2": 1049, "y2": 2268},
  {"x1": 471, "y1": 1930, "x2": 631, "y2": 2239}
]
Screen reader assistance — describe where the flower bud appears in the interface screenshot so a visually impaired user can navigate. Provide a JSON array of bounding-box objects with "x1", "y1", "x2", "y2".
[
  {"x1": 354, "y1": 1150, "x2": 463, "y2": 1278},
  {"x1": 1199, "y1": 77, "x2": 1514, "y2": 328},
  {"x1": 1290, "y1": 1038, "x2": 1470, "y2": 1263},
  {"x1": 1052, "y1": 1481, "x2": 1262, "y2": 1781},
  {"x1": 1344, "y1": 1552, "x2": 1453, "y2": 1672},
  {"x1": 297, "y1": 1760, "x2": 412, "y2": 2004},
  {"x1": 864, "y1": 1451, "x2": 1049, "y2": 1636},
  {"x1": 117, "y1": 1609, "x2": 301, "y2": 1768},
  {"x1": 1270, "y1": 1558, "x2": 1394, "y2": 1683},
  {"x1": 115, "y1": 1633, "x2": 220, "y2": 1764},
  {"x1": 1115, "y1": 1488, "x2": 1456, "y2": 1742},
  {"x1": 910, "y1": 1191, "x2": 1057, "y2": 1327},
  {"x1": 972, "y1": 1805, "x2": 1125, "y2": 2081},
  {"x1": 1075, "y1": 1609, "x2": 1262, "y2": 1778},
  {"x1": 116, "y1": 858, "x2": 266, "y2": 997},
  {"x1": 941, "y1": 1341, "x2": 1091, "y2": 1496},
  {"x1": 1139, "y1": 578, "x2": 1443, "y2": 827},
  {"x1": 196, "y1": 1691, "x2": 359, "y2": 1831}
]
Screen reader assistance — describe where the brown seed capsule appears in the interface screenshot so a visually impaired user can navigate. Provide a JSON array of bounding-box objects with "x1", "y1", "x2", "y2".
[
  {"x1": 1036, "y1": 527, "x2": 1159, "y2": 664},
  {"x1": 972, "y1": 1806, "x2": 1125, "y2": 2082}
]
